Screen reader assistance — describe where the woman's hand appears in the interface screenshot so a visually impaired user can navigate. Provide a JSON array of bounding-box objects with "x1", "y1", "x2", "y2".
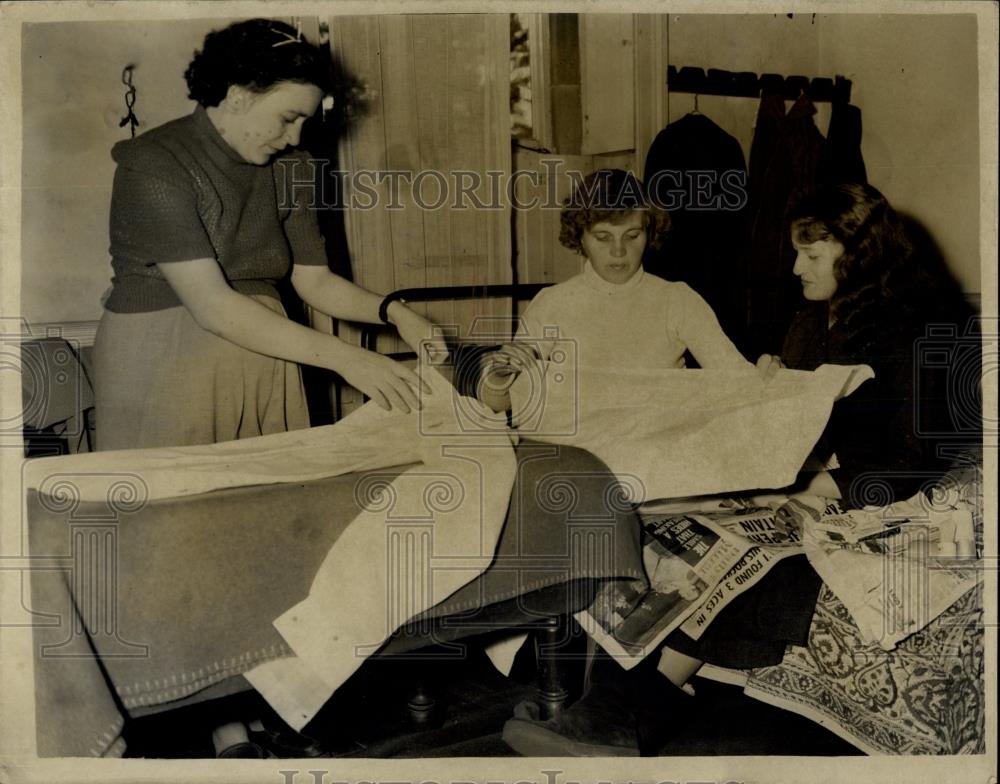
[
  {"x1": 755, "y1": 353, "x2": 784, "y2": 381},
  {"x1": 752, "y1": 488, "x2": 830, "y2": 539},
  {"x1": 388, "y1": 303, "x2": 450, "y2": 365},
  {"x1": 773, "y1": 494, "x2": 826, "y2": 537},
  {"x1": 484, "y1": 342, "x2": 542, "y2": 380},
  {"x1": 475, "y1": 343, "x2": 543, "y2": 413},
  {"x1": 339, "y1": 347, "x2": 429, "y2": 413}
]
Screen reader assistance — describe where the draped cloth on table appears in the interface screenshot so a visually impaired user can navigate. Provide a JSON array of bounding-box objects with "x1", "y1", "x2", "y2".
[{"x1": 244, "y1": 378, "x2": 519, "y2": 729}]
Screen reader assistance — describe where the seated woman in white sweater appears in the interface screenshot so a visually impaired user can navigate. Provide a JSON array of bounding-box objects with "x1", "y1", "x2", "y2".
[
  {"x1": 485, "y1": 169, "x2": 756, "y2": 757},
  {"x1": 483, "y1": 168, "x2": 750, "y2": 410}
]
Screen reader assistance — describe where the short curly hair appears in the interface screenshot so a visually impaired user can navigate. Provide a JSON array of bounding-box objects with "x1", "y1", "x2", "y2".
[
  {"x1": 184, "y1": 19, "x2": 332, "y2": 107},
  {"x1": 559, "y1": 169, "x2": 671, "y2": 254}
]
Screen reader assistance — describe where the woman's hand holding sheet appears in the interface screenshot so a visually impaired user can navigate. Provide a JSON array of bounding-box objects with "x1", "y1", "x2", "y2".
[
  {"x1": 476, "y1": 343, "x2": 542, "y2": 413},
  {"x1": 486, "y1": 342, "x2": 542, "y2": 380},
  {"x1": 340, "y1": 346, "x2": 428, "y2": 413},
  {"x1": 388, "y1": 303, "x2": 450, "y2": 366},
  {"x1": 756, "y1": 353, "x2": 785, "y2": 381}
]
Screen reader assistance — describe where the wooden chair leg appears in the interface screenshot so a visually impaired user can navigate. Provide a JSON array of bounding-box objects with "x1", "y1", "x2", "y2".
[{"x1": 535, "y1": 616, "x2": 570, "y2": 720}]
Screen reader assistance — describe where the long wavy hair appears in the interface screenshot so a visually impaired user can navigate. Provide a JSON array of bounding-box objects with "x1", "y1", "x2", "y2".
[
  {"x1": 184, "y1": 19, "x2": 332, "y2": 107},
  {"x1": 789, "y1": 183, "x2": 930, "y2": 352},
  {"x1": 559, "y1": 169, "x2": 671, "y2": 254}
]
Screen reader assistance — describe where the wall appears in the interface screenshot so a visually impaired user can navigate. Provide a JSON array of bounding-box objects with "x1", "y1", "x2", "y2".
[
  {"x1": 663, "y1": 14, "x2": 825, "y2": 152},
  {"x1": 818, "y1": 13, "x2": 981, "y2": 295},
  {"x1": 330, "y1": 14, "x2": 511, "y2": 342},
  {"x1": 20, "y1": 18, "x2": 244, "y2": 326},
  {"x1": 643, "y1": 12, "x2": 980, "y2": 294},
  {"x1": 19, "y1": 12, "x2": 984, "y2": 333}
]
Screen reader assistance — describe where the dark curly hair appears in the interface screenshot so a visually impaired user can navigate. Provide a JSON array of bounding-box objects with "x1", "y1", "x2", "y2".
[
  {"x1": 559, "y1": 169, "x2": 671, "y2": 254},
  {"x1": 789, "y1": 182, "x2": 968, "y2": 354},
  {"x1": 184, "y1": 19, "x2": 332, "y2": 107}
]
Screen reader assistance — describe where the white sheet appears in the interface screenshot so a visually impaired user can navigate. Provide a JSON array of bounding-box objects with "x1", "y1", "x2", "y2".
[
  {"x1": 245, "y1": 369, "x2": 518, "y2": 729},
  {"x1": 510, "y1": 364, "x2": 873, "y2": 501},
  {"x1": 22, "y1": 365, "x2": 509, "y2": 501}
]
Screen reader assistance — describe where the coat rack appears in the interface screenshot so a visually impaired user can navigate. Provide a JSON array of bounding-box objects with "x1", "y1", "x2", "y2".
[{"x1": 667, "y1": 65, "x2": 852, "y2": 104}]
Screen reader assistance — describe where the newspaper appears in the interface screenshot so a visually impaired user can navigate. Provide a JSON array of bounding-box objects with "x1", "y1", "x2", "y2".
[
  {"x1": 801, "y1": 494, "x2": 981, "y2": 649},
  {"x1": 676, "y1": 504, "x2": 805, "y2": 640},
  {"x1": 575, "y1": 504, "x2": 796, "y2": 666},
  {"x1": 577, "y1": 488, "x2": 981, "y2": 663}
]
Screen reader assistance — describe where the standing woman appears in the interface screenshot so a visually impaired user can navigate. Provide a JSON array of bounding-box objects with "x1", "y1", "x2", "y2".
[{"x1": 95, "y1": 19, "x2": 442, "y2": 452}]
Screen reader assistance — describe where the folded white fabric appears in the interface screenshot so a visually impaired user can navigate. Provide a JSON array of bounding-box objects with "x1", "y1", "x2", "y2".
[
  {"x1": 510, "y1": 363, "x2": 874, "y2": 501},
  {"x1": 245, "y1": 368, "x2": 517, "y2": 729},
  {"x1": 23, "y1": 366, "x2": 508, "y2": 502}
]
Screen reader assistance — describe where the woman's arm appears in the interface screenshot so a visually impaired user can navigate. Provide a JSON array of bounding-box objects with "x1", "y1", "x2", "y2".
[
  {"x1": 157, "y1": 259, "x2": 426, "y2": 411},
  {"x1": 290, "y1": 264, "x2": 385, "y2": 323},
  {"x1": 677, "y1": 286, "x2": 752, "y2": 370},
  {"x1": 797, "y1": 470, "x2": 842, "y2": 499},
  {"x1": 291, "y1": 265, "x2": 448, "y2": 363}
]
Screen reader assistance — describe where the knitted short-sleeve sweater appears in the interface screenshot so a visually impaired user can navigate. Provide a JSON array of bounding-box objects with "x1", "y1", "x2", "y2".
[{"x1": 105, "y1": 105, "x2": 327, "y2": 313}]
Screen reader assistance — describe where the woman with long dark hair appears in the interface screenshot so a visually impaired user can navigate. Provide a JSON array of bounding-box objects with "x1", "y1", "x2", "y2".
[{"x1": 770, "y1": 181, "x2": 977, "y2": 506}]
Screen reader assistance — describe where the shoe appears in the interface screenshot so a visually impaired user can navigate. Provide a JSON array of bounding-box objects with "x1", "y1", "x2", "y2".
[
  {"x1": 217, "y1": 741, "x2": 270, "y2": 759},
  {"x1": 502, "y1": 693, "x2": 639, "y2": 757},
  {"x1": 251, "y1": 725, "x2": 329, "y2": 758},
  {"x1": 250, "y1": 712, "x2": 365, "y2": 758}
]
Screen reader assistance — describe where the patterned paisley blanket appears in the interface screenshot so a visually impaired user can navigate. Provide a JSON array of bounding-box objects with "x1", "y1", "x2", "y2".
[{"x1": 701, "y1": 463, "x2": 985, "y2": 755}]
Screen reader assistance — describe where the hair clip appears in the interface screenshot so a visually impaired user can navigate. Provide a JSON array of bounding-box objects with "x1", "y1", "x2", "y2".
[{"x1": 271, "y1": 26, "x2": 302, "y2": 48}]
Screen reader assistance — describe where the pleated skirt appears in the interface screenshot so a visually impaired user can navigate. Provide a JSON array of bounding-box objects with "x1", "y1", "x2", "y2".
[{"x1": 93, "y1": 296, "x2": 310, "y2": 451}]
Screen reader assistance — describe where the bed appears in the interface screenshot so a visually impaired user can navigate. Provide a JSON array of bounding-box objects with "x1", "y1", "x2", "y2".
[
  {"x1": 22, "y1": 285, "x2": 987, "y2": 758},
  {"x1": 26, "y1": 433, "x2": 645, "y2": 757}
]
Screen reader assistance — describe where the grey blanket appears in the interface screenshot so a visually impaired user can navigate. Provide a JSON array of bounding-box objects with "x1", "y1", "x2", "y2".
[{"x1": 28, "y1": 441, "x2": 643, "y2": 756}]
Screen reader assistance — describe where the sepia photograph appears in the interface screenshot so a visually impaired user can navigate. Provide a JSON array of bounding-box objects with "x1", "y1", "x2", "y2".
[{"x1": 0, "y1": 2, "x2": 995, "y2": 783}]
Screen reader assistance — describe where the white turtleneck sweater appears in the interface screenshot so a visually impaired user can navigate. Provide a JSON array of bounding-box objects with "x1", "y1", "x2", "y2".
[{"x1": 516, "y1": 263, "x2": 750, "y2": 370}]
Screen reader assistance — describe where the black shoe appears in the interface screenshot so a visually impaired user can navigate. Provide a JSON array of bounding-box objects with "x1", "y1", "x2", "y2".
[
  {"x1": 217, "y1": 741, "x2": 270, "y2": 759},
  {"x1": 253, "y1": 709, "x2": 366, "y2": 758},
  {"x1": 502, "y1": 690, "x2": 640, "y2": 757}
]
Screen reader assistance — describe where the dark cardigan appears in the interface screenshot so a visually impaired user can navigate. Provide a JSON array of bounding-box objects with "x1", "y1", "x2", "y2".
[
  {"x1": 782, "y1": 297, "x2": 976, "y2": 508},
  {"x1": 664, "y1": 288, "x2": 977, "y2": 669}
]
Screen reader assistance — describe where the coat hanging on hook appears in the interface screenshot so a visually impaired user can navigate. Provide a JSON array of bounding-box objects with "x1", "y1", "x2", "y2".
[{"x1": 643, "y1": 111, "x2": 749, "y2": 350}]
